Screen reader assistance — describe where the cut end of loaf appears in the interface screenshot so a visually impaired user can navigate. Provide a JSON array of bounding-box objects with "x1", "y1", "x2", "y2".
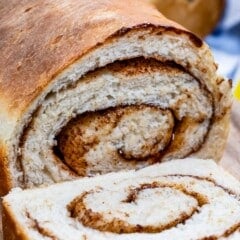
[
  {"x1": 17, "y1": 43, "x2": 231, "y2": 189},
  {"x1": 28, "y1": 57, "x2": 215, "y2": 182},
  {"x1": 54, "y1": 58, "x2": 214, "y2": 177},
  {"x1": 2, "y1": 158, "x2": 240, "y2": 239}
]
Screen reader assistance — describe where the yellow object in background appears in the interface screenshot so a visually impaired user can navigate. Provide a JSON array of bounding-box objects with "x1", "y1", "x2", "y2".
[{"x1": 233, "y1": 80, "x2": 240, "y2": 100}]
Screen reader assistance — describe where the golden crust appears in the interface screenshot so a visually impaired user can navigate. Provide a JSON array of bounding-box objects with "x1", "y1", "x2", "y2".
[
  {"x1": 68, "y1": 183, "x2": 207, "y2": 234},
  {"x1": 2, "y1": 201, "x2": 29, "y2": 240},
  {"x1": 191, "y1": 108, "x2": 231, "y2": 161},
  {"x1": 0, "y1": 144, "x2": 12, "y2": 196},
  {"x1": 0, "y1": 0, "x2": 195, "y2": 117}
]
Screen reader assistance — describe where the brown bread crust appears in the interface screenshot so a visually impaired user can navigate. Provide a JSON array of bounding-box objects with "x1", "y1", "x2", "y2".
[
  {"x1": 0, "y1": 0, "x2": 202, "y2": 195},
  {"x1": 0, "y1": 0, "x2": 196, "y2": 116}
]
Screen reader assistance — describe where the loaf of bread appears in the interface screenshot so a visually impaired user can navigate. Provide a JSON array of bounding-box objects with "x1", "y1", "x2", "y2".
[
  {"x1": 0, "y1": 0, "x2": 231, "y2": 195},
  {"x1": 149, "y1": 0, "x2": 225, "y2": 37},
  {"x1": 2, "y1": 158, "x2": 240, "y2": 240}
]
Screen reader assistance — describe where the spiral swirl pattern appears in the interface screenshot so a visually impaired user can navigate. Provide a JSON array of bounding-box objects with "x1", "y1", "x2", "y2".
[
  {"x1": 4, "y1": 159, "x2": 240, "y2": 240},
  {"x1": 68, "y1": 181, "x2": 208, "y2": 234},
  {"x1": 21, "y1": 58, "x2": 221, "y2": 187},
  {"x1": 67, "y1": 174, "x2": 240, "y2": 238}
]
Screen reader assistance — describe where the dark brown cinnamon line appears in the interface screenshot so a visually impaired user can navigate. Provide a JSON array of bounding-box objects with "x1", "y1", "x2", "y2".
[
  {"x1": 164, "y1": 174, "x2": 239, "y2": 198},
  {"x1": 68, "y1": 182, "x2": 208, "y2": 234},
  {"x1": 123, "y1": 181, "x2": 208, "y2": 206},
  {"x1": 165, "y1": 174, "x2": 240, "y2": 239},
  {"x1": 57, "y1": 104, "x2": 174, "y2": 165},
  {"x1": 199, "y1": 223, "x2": 240, "y2": 239},
  {"x1": 24, "y1": 207, "x2": 240, "y2": 239},
  {"x1": 25, "y1": 211, "x2": 58, "y2": 240}
]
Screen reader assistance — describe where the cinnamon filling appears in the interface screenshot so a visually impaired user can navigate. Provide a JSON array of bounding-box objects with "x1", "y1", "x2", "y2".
[
  {"x1": 57, "y1": 105, "x2": 174, "y2": 175},
  {"x1": 68, "y1": 182, "x2": 207, "y2": 234},
  {"x1": 52, "y1": 59, "x2": 213, "y2": 177},
  {"x1": 67, "y1": 175, "x2": 240, "y2": 237},
  {"x1": 19, "y1": 58, "x2": 214, "y2": 186}
]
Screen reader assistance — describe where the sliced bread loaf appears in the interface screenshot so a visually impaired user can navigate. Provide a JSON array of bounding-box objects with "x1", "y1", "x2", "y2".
[
  {"x1": 0, "y1": 0, "x2": 231, "y2": 195},
  {"x1": 2, "y1": 158, "x2": 240, "y2": 240}
]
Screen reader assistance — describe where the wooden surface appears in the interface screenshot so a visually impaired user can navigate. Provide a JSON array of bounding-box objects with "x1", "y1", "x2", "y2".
[
  {"x1": 221, "y1": 100, "x2": 240, "y2": 179},
  {"x1": 0, "y1": 101, "x2": 239, "y2": 240}
]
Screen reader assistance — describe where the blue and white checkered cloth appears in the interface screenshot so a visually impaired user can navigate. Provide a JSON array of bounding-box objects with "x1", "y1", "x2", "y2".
[{"x1": 206, "y1": 0, "x2": 240, "y2": 85}]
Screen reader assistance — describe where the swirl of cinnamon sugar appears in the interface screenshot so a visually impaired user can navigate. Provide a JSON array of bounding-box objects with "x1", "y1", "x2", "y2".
[
  {"x1": 67, "y1": 175, "x2": 240, "y2": 238},
  {"x1": 7, "y1": 160, "x2": 238, "y2": 239},
  {"x1": 53, "y1": 58, "x2": 213, "y2": 177},
  {"x1": 57, "y1": 105, "x2": 174, "y2": 175},
  {"x1": 68, "y1": 182, "x2": 208, "y2": 234},
  {"x1": 20, "y1": 57, "x2": 220, "y2": 188}
]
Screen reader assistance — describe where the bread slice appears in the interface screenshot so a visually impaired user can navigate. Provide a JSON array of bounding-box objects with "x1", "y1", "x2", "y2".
[
  {"x1": 2, "y1": 158, "x2": 240, "y2": 240},
  {"x1": 0, "y1": 0, "x2": 231, "y2": 195}
]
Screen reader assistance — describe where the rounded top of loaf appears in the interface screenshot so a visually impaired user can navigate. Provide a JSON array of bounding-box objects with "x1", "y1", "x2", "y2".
[{"x1": 0, "y1": 0, "x2": 201, "y2": 117}]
